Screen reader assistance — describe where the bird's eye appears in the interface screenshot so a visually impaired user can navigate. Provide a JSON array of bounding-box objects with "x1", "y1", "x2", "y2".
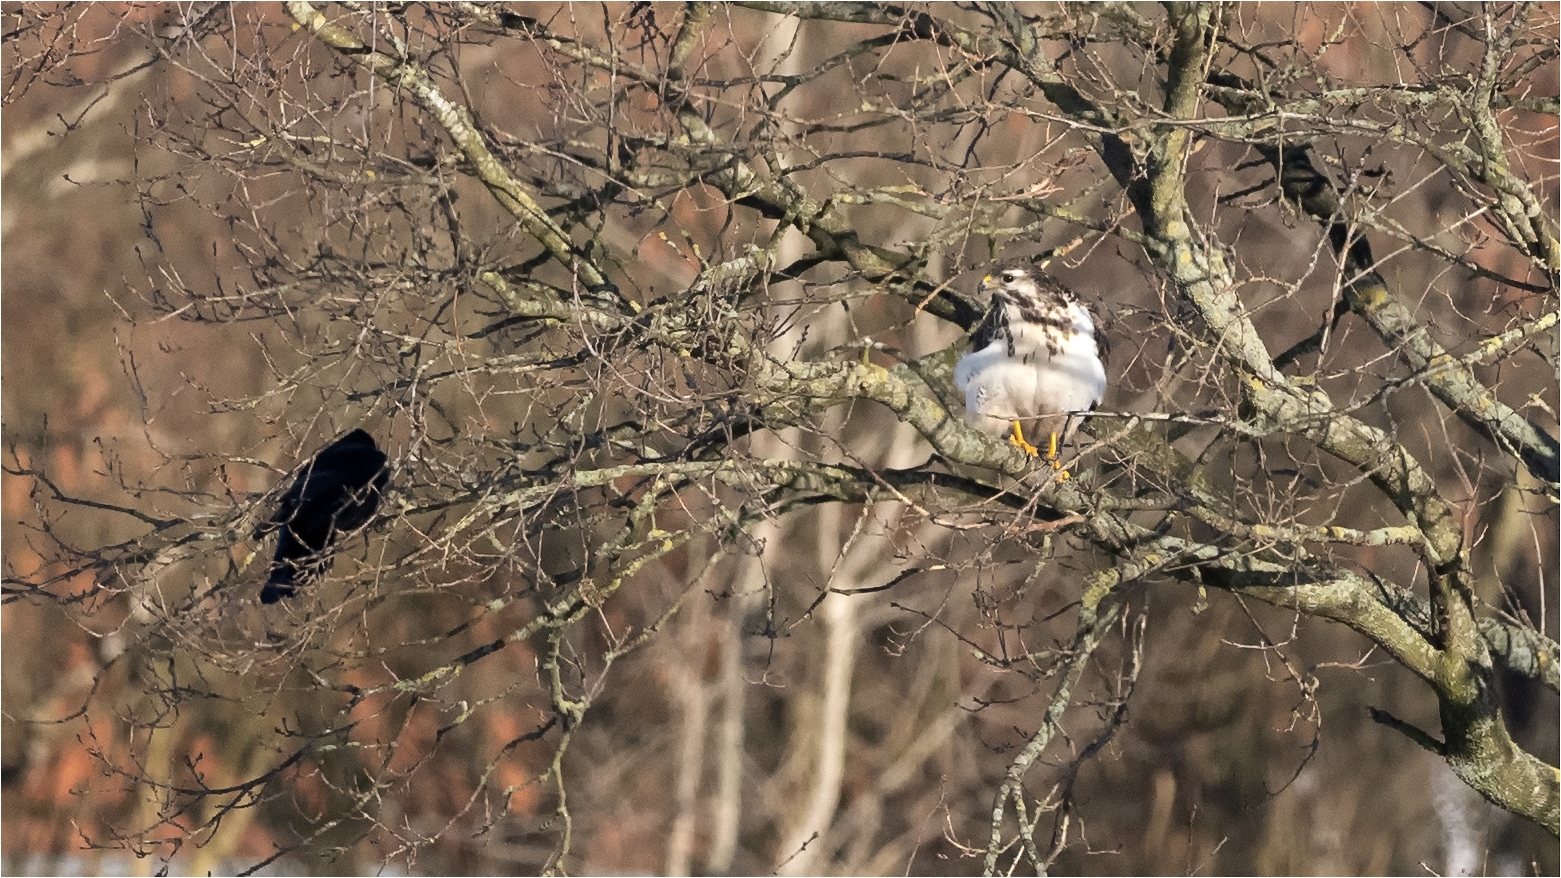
[{"x1": 1002, "y1": 272, "x2": 1019, "y2": 283}]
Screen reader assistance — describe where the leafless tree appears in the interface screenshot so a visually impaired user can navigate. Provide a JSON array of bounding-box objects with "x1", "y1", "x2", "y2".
[{"x1": 3, "y1": 3, "x2": 1556, "y2": 874}]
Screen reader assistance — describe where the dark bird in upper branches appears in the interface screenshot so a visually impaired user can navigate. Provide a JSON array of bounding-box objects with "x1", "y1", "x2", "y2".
[{"x1": 261, "y1": 429, "x2": 388, "y2": 604}]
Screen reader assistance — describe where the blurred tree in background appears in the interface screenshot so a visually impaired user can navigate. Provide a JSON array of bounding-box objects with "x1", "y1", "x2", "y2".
[{"x1": 3, "y1": 3, "x2": 1556, "y2": 874}]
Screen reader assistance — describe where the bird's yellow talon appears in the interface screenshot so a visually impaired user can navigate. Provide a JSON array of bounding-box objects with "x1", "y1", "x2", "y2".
[
  {"x1": 1008, "y1": 421, "x2": 1042, "y2": 456},
  {"x1": 1048, "y1": 445, "x2": 1071, "y2": 480}
]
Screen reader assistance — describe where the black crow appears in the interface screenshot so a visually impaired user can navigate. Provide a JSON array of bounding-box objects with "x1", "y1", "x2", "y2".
[{"x1": 261, "y1": 429, "x2": 389, "y2": 604}]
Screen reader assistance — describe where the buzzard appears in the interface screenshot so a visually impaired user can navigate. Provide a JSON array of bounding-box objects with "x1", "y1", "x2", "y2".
[{"x1": 954, "y1": 263, "x2": 1108, "y2": 468}]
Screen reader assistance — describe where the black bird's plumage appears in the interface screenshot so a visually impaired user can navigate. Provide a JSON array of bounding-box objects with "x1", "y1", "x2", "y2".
[{"x1": 261, "y1": 429, "x2": 388, "y2": 604}]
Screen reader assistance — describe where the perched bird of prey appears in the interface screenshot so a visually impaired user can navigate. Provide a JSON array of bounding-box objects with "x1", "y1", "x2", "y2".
[
  {"x1": 261, "y1": 429, "x2": 389, "y2": 604},
  {"x1": 954, "y1": 262, "x2": 1108, "y2": 468}
]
